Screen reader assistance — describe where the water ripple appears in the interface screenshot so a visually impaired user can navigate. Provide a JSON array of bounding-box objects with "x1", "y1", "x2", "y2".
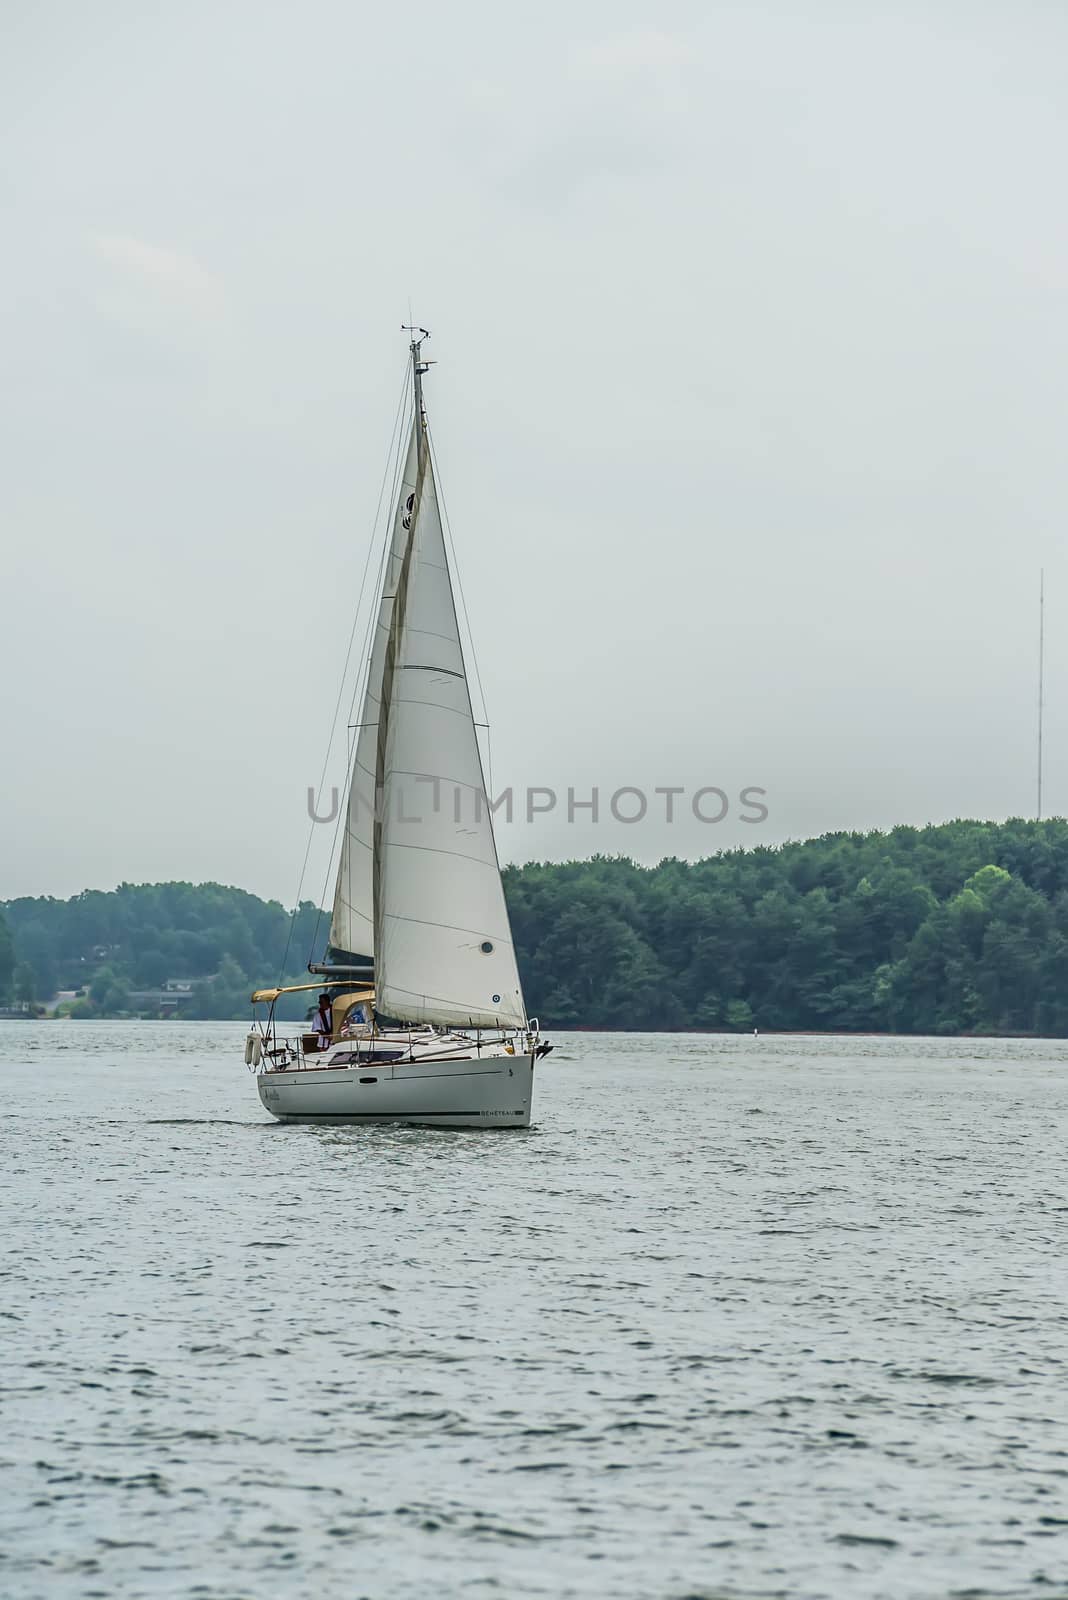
[{"x1": 2, "y1": 1021, "x2": 1068, "y2": 1598}]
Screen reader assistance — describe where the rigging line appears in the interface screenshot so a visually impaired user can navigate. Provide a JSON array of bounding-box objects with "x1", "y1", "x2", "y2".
[
  {"x1": 425, "y1": 421, "x2": 494, "y2": 800},
  {"x1": 338, "y1": 381, "x2": 415, "y2": 754},
  {"x1": 298, "y1": 363, "x2": 409, "y2": 973},
  {"x1": 309, "y1": 379, "x2": 416, "y2": 964},
  {"x1": 274, "y1": 358, "x2": 410, "y2": 985},
  {"x1": 307, "y1": 372, "x2": 412, "y2": 963},
  {"x1": 325, "y1": 361, "x2": 411, "y2": 781},
  {"x1": 343, "y1": 387, "x2": 413, "y2": 740}
]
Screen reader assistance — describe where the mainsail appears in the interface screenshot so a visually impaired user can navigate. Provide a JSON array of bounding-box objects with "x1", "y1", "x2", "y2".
[{"x1": 331, "y1": 346, "x2": 525, "y2": 1031}]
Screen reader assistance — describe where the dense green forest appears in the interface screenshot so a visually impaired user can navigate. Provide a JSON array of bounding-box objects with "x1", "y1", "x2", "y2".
[
  {"x1": 0, "y1": 909, "x2": 15, "y2": 1002},
  {"x1": 0, "y1": 885, "x2": 328, "y2": 1022},
  {"x1": 4, "y1": 818, "x2": 1068, "y2": 1033}
]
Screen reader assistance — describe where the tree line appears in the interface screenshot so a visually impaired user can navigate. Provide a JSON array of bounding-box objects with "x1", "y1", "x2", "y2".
[
  {"x1": 4, "y1": 818, "x2": 1068, "y2": 1033},
  {"x1": 0, "y1": 882, "x2": 327, "y2": 1021}
]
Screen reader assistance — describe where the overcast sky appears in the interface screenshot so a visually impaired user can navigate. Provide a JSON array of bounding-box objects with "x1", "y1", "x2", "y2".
[{"x1": 3, "y1": 1, "x2": 1067, "y2": 905}]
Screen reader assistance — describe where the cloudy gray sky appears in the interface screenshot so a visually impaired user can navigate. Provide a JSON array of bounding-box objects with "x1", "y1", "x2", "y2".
[{"x1": 3, "y1": 1, "x2": 1066, "y2": 905}]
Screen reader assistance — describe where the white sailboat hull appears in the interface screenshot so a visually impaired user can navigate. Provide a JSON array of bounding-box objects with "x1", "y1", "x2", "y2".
[{"x1": 257, "y1": 1051, "x2": 535, "y2": 1129}]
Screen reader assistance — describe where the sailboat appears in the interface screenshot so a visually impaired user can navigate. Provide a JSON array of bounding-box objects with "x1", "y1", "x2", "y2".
[{"x1": 245, "y1": 329, "x2": 548, "y2": 1127}]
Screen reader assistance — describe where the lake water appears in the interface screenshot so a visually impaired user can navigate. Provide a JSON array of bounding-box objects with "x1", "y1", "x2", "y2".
[{"x1": 2, "y1": 1023, "x2": 1068, "y2": 1599}]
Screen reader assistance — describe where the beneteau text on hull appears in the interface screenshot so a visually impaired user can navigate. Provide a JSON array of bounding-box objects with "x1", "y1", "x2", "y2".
[{"x1": 245, "y1": 330, "x2": 548, "y2": 1128}]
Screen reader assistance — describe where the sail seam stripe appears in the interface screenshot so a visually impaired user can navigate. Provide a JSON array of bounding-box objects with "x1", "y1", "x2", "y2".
[
  {"x1": 389, "y1": 698, "x2": 472, "y2": 719},
  {"x1": 381, "y1": 843, "x2": 501, "y2": 867},
  {"x1": 388, "y1": 769, "x2": 490, "y2": 792},
  {"x1": 383, "y1": 979, "x2": 518, "y2": 1004},
  {"x1": 346, "y1": 769, "x2": 491, "y2": 804},
  {"x1": 381, "y1": 981, "x2": 518, "y2": 1009},
  {"x1": 401, "y1": 625, "x2": 461, "y2": 645},
  {"x1": 382, "y1": 909, "x2": 514, "y2": 940}
]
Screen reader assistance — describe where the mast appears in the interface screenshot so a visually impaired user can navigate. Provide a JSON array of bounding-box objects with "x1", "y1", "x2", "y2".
[
  {"x1": 1037, "y1": 567, "x2": 1045, "y2": 822},
  {"x1": 328, "y1": 331, "x2": 430, "y2": 970},
  {"x1": 372, "y1": 328, "x2": 432, "y2": 962},
  {"x1": 405, "y1": 324, "x2": 431, "y2": 466}
]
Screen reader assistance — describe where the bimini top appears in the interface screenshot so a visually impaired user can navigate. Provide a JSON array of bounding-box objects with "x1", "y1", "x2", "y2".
[{"x1": 250, "y1": 981, "x2": 375, "y2": 1005}]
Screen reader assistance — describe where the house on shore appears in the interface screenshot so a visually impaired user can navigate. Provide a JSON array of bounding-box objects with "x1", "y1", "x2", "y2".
[{"x1": 127, "y1": 977, "x2": 214, "y2": 1018}]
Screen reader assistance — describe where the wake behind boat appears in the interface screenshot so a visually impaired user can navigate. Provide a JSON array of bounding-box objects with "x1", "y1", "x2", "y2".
[{"x1": 245, "y1": 329, "x2": 549, "y2": 1127}]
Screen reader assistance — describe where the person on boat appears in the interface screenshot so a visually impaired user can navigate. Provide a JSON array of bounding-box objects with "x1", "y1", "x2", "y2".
[{"x1": 313, "y1": 992, "x2": 334, "y2": 1050}]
